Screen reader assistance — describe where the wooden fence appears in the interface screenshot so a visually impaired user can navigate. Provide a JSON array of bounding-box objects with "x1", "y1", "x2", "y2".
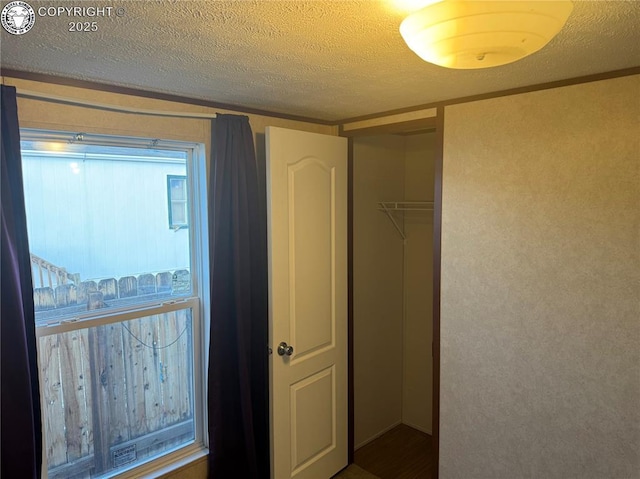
[
  {"x1": 33, "y1": 269, "x2": 191, "y2": 314},
  {"x1": 37, "y1": 271, "x2": 195, "y2": 478}
]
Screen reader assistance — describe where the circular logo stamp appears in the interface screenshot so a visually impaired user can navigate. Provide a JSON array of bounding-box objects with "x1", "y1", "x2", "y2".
[{"x1": 2, "y1": 1, "x2": 35, "y2": 35}]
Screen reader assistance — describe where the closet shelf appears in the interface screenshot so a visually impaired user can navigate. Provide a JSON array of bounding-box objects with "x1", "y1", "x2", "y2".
[
  {"x1": 377, "y1": 201, "x2": 434, "y2": 212},
  {"x1": 377, "y1": 201, "x2": 434, "y2": 240}
]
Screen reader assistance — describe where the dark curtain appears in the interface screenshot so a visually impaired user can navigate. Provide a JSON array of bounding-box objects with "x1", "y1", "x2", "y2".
[
  {"x1": 1, "y1": 85, "x2": 42, "y2": 478},
  {"x1": 207, "y1": 114, "x2": 269, "y2": 477}
]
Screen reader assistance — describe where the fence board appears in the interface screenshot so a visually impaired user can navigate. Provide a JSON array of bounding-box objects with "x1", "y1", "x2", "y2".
[
  {"x1": 138, "y1": 274, "x2": 156, "y2": 295},
  {"x1": 156, "y1": 272, "x2": 172, "y2": 293},
  {"x1": 156, "y1": 312, "x2": 169, "y2": 428},
  {"x1": 87, "y1": 291, "x2": 106, "y2": 311},
  {"x1": 111, "y1": 419, "x2": 193, "y2": 471},
  {"x1": 48, "y1": 420, "x2": 194, "y2": 479},
  {"x1": 39, "y1": 335, "x2": 68, "y2": 467},
  {"x1": 88, "y1": 326, "x2": 111, "y2": 474},
  {"x1": 118, "y1": 276, "x2": 137, "y2": 298},
  {"x1": 171, "y1": 269, "x2": 190, "y2": 294},
  {"x1": 161, "y1": 311, "x2": 180, "y2": 423},
  {"x1": 48, "y1": 454, "x2": 93, "y2": 479},
  {"x1": 105, "y1": 323, "x2": 130, "y2": 446},
  {"x1": 98, "y1": 278, "x2": 118, "y2": 301},
  {"x1": 36, "y1": 273, "x2": 195, "y2": 474},
  {"x1": 35, "y1": 269, "x2": 192, "y2": 311},
  {"x1": 79, "y1": 329, "x2": 94, "y2": 457},
  {"x1": 110, "y1": 419, "x2": 194, "y2": 459},
  {"x1": 59, "y1": 329, "x2": 92, "y2": 462},
  {"x1": 142, "y1": 314, "x2": 163, "y2": 433},
  {"x1": 77, "y1": 281, "x2": 97, "y2": 305},
  {"x1": 175, "y1": 310, "x2": 188, "y2": 420},
  {"x1": 179, "y1": 309, "x2": 193, "y2": 419},
  {"x1": 55, "y1": 284, "x2": 77, "y2": 308},
  {"x1": 34, "y1": 287, "x2": 55, "y2": 311},
  {"x1": 122, "y1": 317, "x2": 148, "y2": 439}
]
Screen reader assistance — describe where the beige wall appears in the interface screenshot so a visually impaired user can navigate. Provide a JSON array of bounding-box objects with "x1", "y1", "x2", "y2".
[
  {"x1": 3, "y1": 76, "x2": 336, "y2": 162},
  {"x1": 353, "y1": 135, "x2": 406, "y2": 447},
  {"x1": 160, "y1": 456, "x2": 208, "y2": 479},
  {"x1": 440, "y1": 75, "x2": 640, "y2": 478},
  {"x1": 3, "y1": 75, "x2": 335, "y2": 479},
  {"x1": 402, "y1": 132, "x2": 435, "y2": 434}
]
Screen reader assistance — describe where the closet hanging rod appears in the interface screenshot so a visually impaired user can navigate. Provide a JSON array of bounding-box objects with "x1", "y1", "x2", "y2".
[{"x1": 378, "y1": 201, "x2": 433, "y2": 240}]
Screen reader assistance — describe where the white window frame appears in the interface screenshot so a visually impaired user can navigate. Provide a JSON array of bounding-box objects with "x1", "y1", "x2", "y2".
[
  {"x1": 21, "y1": 129, "x2": 210, "y2": 479},
  {"x1": 168, "y1": 174, "x2": 189, "y2": 229}
]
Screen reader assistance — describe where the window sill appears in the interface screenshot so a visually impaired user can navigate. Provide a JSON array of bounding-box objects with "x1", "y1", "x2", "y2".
[{"x1": 120, "y1": 446, "x2": 209, "y2": 479}]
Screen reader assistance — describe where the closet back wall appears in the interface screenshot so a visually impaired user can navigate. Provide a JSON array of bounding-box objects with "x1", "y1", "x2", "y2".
[
  {"x1": 353, "y1": 135, "x2": 406, "y2": 447},
  {"x1": 402, "y1": 132, "x2": 435, "y2": 434}
]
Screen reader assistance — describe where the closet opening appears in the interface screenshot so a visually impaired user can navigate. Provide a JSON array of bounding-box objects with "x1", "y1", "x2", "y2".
[{"x1": 347, "y1": 123, "x2": 439, "y2": 479}]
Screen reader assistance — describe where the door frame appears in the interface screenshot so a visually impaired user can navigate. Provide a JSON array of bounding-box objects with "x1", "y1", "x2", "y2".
[
  {"x1": 343, "y1": 106, "x2": 444, "y2": 478},
  {"x1": 431, "y1": 105, "x2": 444, "y2": 478}
]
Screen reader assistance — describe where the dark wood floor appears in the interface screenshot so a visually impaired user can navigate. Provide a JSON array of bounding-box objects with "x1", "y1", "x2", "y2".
[{"x1": 354, "y1": 424, "x2": 434, "y2": 479}]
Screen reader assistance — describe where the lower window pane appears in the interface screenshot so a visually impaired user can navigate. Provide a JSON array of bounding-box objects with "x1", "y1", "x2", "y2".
[
  {"x1": 39, "y1": 308, "x2": 195, "y2": 478},
  {"x1": 170, "y1": 202, "x2": 187, "y2": 226}
]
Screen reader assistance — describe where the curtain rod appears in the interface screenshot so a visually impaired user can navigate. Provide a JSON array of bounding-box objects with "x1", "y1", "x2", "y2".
[{"x1": 15, "y1": 88, "x2": 217, "y2": 120}]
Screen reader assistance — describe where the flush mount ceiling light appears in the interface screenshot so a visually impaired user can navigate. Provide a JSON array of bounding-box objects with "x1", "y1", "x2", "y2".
[{"x1": 399, "y1": 1, "x2": 574, "y2": 69}]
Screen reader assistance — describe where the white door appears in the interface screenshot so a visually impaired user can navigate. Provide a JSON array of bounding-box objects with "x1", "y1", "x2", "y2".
[{"x1": 266, "y1": 126, "x2": 348, "y2": 479}]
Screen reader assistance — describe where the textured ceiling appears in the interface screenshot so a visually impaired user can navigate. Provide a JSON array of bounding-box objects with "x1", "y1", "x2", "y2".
[{"x1": 1, "y1": 0, "x2": 639, "y2": 122}]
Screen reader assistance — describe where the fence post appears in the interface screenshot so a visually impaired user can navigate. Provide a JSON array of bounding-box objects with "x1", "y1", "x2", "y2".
[{"x1": 55, "y1": 284, "x2": 77, "y2": 308}]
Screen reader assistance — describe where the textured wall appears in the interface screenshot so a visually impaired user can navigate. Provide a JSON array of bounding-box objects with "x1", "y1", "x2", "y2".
[
  {"x1": 402, "y1": 132, "x2": 435, "y2": 435},
  {"x1": 439, "y1": 75, "x2": 640, "y2": 478},
  {"x1": 353, "y1": 135, "x2": 406, "y2": 447}
]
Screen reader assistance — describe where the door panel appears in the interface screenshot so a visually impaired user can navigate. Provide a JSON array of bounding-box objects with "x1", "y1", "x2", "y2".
[
  {"x1": 290, "y1": 366, "x2": 335, "y2": 473},
  {"x1": 267, "y1": 126, "x2": 347, "y2": 479},
  {"x1": 289, "y1": 159, "x2": 335, "y2": 359}
]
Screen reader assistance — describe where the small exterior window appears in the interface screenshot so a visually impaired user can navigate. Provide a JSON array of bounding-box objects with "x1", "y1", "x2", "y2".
[{"x1": 168, "y1": 175, "x2": 188, "y2": 229}]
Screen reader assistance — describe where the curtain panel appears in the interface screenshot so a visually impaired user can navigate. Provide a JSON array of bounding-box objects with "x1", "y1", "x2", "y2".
[
  {"x1": 207, "y1": 114, "x2": 269, "y2": 478},
  {"x1": 1, "y1": 85, "x2": 43, "y2": 478}
]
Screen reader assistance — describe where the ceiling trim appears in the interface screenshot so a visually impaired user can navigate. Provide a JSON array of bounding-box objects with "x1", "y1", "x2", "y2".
[
  {"x1": 339, "y1": 117, "x2": 437, "y2": 138},
  {"x1": 336, "y1": 66, "x2": 640, "y2": 125},
  {"x1": 0, "y1": 68, "x2": 336, "y2": 126},
  {"x1": 3, "y1": 66, "x2": 638, "y2": 127}
]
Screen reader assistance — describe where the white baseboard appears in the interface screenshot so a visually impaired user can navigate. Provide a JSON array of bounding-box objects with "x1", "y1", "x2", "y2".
[{"x1": 355, "y1": 420, "x2": 402, "y2": 450}]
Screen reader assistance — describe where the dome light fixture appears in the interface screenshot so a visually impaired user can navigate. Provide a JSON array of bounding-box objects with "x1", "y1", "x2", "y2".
[{"x1": 399, "y1": 1, "x2": 574, "y2": 69}]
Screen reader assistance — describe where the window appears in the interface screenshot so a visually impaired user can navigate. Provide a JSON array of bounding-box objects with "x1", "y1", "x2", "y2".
[
  {"x1": 21, "y1": 130, "x2": 208, "y2": 478},
  {"x1": 167, "y1": 175, "x2": 188, "y2": 229}
]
